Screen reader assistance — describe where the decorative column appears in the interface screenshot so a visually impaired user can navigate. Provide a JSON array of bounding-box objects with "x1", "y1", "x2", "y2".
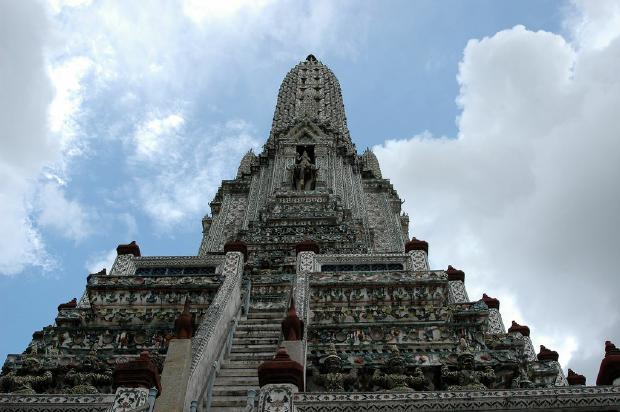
[
  {"x1": 446, "y1": 265, "x2": 469, "y2": 303},
  {"x1": 288, "y1": 240, "x2": 318, "y2": 392},
  {"x1": 481, "y1": 293, "x2": 505, "y2": 334},
  {"x1": 111, "y1": 351, "x2": 160, "y2": 412},
  {"x1": 405, "y1": 237, "x2": 429, "y2": 270},
  {"x1": 508, "y1": 321, "x2": 537, "y2": 361},
  {"x1": 314, "y1": 145, "x2": 329, "y2": 190},
  {"x1": 295, "y1": 240, "x2": 318, "y2": 322},
  {"x1": 109, "y1": 241, "x2": 140, "y2": 276},
  {"x1": 257, "y1": 383, "x2": 298, "y2": 412}
]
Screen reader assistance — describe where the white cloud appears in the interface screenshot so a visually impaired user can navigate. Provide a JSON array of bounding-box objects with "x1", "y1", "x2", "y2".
[
  {"x1": 85, "y1": 248, "x2": 116, "y2": 274},
  {"x1": 375, "y1": 7, "x2": 620, "y2": 382},
  {"x1": 36, "y1": 183, "x2": 92, "y2": 242},
  {"x1": 37, "y1": 0, "x2": 371, "y2": 237},
  {"x1": 132, "y1": 118, "x2": 261, "y2": 229},
  {"x1": 567, "y1": 0, "x2": 620, "y2": 50},
  {"x1": 0, "y1": 168, "x2": 55, "y2": 275},
  {"x1": 49, "y1": 0, "x2": 93, "y2": 15},
  {"x1": 132, "y1": 113, "x2": 185, "y2": 161},
  {"x1": 181, "y1": 0, "x2": 272, "y2": 24},
  {"x1": 48, "y1": 56, "x2": 93, "y2": 153},
  {"x1": 0, "y1": 2, "x2": 57, "y2": 275}
]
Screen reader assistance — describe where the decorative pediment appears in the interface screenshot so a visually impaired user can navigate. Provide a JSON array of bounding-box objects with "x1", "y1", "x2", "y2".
[{"x1": 286, "y1": 121, "x2": 324, "y2": 143}]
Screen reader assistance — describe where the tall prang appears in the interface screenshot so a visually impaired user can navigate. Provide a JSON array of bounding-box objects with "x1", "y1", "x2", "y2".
[
  {"x1": 2, "y1": 55, "x2": 619, "y2": 412},
  {"x1": 198, "y1": 54, "x2": 409, "y2": 268}
]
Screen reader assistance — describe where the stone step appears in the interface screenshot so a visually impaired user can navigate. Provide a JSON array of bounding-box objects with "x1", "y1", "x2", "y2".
[
  {"x1": 213, "y1": 386, "x2": 259, "y2": 397},
  {"x1": 228, "y1": 352, "x2": 274, "y2": 361},
  {"x1": 230, "y1": 344, "x2": 277, "y2": 352},
  {"x1": 214, "y1": 376, "x2": 259, "y2": 386},
  {"x1": 234, "y1": 330, "x2": 281, "y2": 337},
  {"x1": 210, "y1": 407, "x2": 247, "y2": 412},
  {"x1": 247, "y1": 312, "x2": 284, "y2": 319},
  {"x1": 222, "y1": 360, "x2": 262, "y2": 369},
  {"x1": 217, "y1": 368, "x2": 257, "y2": 377},
  {"x1": 232, "y1": 337, "x2": 279, "y2": 345},
  {"x1": 211, "y1": 396, "x2": 248, "y2": 407},
  {"x1": 240, "y1": 318, "x2": 281, "y2": 325},
  {"x1": 236, "y1": 323, "x2": 280, "y2": 331}
]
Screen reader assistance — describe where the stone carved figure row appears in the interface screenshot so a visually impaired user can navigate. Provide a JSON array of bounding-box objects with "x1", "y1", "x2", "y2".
[
  {"x1": 309, "y1": 345, "x2": 507, "y2": 393},
  {"x1": 311, "y1": 304, "x2": 449, "y2": 324},
  {"x1": 308, "y1": 324, "x2": 452, "y2": 345},
  {"x1": 0, "y1": 353, "x2": 118, "y2": 394}
]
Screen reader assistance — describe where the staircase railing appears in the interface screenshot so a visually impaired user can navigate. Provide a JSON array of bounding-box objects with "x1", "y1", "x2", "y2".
[
  {"x1": 204, "y1": 308, "x2": 242, "y2": 411},
  {"x1": 242, "y1": 278, "x2": 252, "y2": 316}
]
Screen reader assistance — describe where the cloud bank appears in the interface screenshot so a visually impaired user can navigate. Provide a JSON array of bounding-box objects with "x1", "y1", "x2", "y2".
[
  {"x1": 375, "y1": 3, "x2": 620, "y2": 382},
  {"x1": 0, "y1": 0, "x2": 370, "y2": 274}
]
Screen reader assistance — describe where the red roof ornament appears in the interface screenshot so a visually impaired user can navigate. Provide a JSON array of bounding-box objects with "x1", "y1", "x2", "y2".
[
  {"x1": 295, "y1": 239, "x2": 319, "y2": 255},
  {"x1": 446, "y1": 265, "x2": 465, "y2": 282},
  {"x1": 507, "y1": 321, "x2": 530, "y2": 337},
  {"x1": 58, "y1": 298, "x2": 77, "y2": 311},
  {"x1": 481, "y1": 293, "x2": 500, "y2": 310},
  {"x1": 537, "y1": 345, "x2": 559, "y2": 362},
  {"x1": 596, "y1": 341, "x2": 620, "y2": 385},
  {"x1": 113, "y1": 351, "x2": 161, "y2": 394},
  {"x1": 258, "y1": 346, "x2": 304, "y2": 390},
  {"x1": 174, "y1": 298, "x2": 193, "y2": 339},
  {"x1": 281, "y1": 299, "x2": 304, "y2": 341},
  {"x1": 116, "y1": 241, "x2": 141, "y2": 257},
  {"x1": 567, "y1": 369, "x2": 586, "y2": 385},
  {"x1": 405, "y1": 237, "x2": 428, "y2": 254}
]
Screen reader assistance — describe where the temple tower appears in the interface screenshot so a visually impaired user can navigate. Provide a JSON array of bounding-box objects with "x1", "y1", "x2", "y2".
[
  {"x1": 2, "y1": 55, "x2": 619, "y2": 412},
  {"x1": 198, "y1": 55, "x2": 409, "y2": 266}
]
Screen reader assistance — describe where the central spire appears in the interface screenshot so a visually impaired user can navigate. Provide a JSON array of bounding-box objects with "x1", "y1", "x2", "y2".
[{"x1": 268, "y1": 54, "x2": 351, "y2": 146}]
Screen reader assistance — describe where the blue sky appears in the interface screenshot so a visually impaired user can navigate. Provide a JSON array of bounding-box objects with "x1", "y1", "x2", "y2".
[{"x1": 1, "y1": 0, "x2": 619, "y2": 384}]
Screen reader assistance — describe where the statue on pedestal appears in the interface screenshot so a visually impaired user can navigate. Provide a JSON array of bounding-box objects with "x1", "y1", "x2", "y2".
[{"x1": 291, "y1": 150, "x2": 318, "y2": 191}]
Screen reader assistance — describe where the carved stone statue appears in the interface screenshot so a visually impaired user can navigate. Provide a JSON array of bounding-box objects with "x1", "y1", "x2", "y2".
[
  {"x1": 0, "y1": 357, "x2": 53, "y2": 394},
  {"x1": 65, "y1": 368, "x2": 112, "y2": 394},
  {"x1": 441, "y1": 353, "x2": 495, "y2": 390},
  {"x1": 292, "y1": 150, "x2": 318, "y2": 191},
  {"x1": 510, "y1": 352, "x2": 534, "y2": 389},
  {"x1": 314, "y1": 344, "x2": 354, "y2": 391},
  {"x1": 371, "y1": 347, "x2": 430, "y2": 391}
]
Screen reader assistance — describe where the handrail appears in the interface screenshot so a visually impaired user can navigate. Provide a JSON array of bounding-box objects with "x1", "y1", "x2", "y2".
[
  {"x1": 205, "y1": 309, "x2": 242, "y2": 411},
  {"x1": 204, "y1": 360, "x2": 218, "y2": 412},
  {"x1": 276, "y1": 277, "x2": 296, "y2": 346},
  {"x1": 242, "y1": 278, "x2": 252, "y2": 316}
]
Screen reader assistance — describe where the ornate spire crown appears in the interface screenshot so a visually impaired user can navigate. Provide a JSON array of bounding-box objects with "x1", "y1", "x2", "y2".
[{"x1": 268, "y1": 54, "x2": 351, "y2": 145}]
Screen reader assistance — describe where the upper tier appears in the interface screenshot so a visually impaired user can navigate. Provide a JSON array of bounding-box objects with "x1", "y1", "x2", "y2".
[{"x1": 268, "y1": 54, "x2": 351, "y2": 145}]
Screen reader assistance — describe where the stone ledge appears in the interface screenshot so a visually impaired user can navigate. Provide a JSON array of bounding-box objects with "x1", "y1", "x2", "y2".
[
  {"x1": 0, "y1": 393, "x2": 115, "y2": 412},
  {"x1": 292, "y1": 386, "x2": 620, "y2": 411}
]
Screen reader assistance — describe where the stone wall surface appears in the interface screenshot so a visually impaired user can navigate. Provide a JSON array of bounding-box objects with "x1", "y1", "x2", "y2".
[
  {"x1": 0, "y1": 393, "x2": 115, "y2": 411},
  {"x1": 290, "y1": 386, "x2": 620, "y2": 411}
]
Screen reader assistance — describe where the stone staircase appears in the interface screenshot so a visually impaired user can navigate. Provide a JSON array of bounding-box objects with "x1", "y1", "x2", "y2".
[{"x1": 209, "y1": 309, "x2": 282, "y2": 411}]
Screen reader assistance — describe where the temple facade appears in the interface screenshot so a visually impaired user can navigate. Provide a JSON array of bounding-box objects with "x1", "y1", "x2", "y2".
[{"x1": 2, "y1": 55, "x2": 619, "y2": 412}]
